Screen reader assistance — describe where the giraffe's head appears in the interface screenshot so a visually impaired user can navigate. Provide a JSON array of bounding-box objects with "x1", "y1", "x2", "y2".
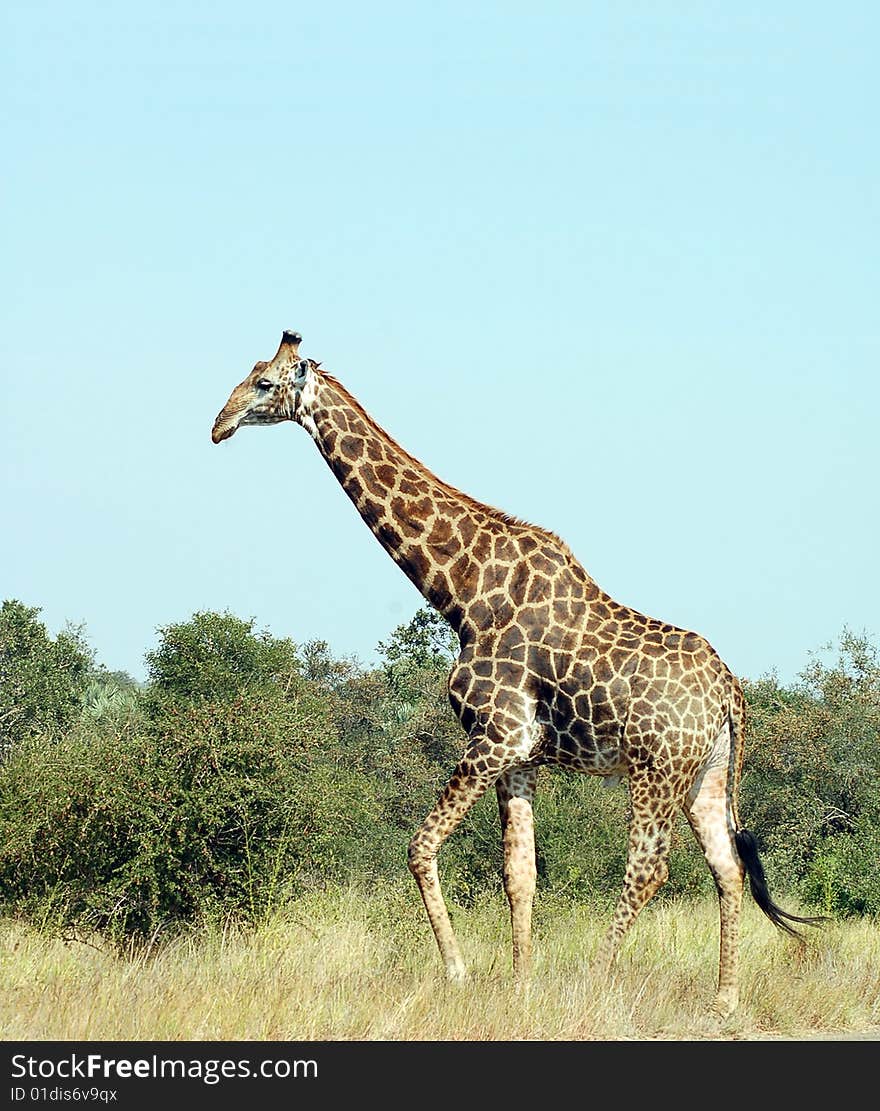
[{"x1": 211, "y1": 330, "x2": 318, "y2": 443}]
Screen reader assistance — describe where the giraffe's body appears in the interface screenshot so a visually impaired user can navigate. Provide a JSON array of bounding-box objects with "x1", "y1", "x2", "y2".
[{"x1": 212, "y1": 330, "x2": 821, "y2": 1015}]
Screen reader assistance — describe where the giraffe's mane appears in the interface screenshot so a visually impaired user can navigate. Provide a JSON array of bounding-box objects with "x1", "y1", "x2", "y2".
[{"x1": 321, "y1": 372, "x2": 576, "y2": 559}]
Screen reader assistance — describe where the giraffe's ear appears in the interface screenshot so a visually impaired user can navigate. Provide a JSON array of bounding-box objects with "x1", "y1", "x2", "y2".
[{"x1": 294, "y1": 359, "x2": 310, "y2": 381}]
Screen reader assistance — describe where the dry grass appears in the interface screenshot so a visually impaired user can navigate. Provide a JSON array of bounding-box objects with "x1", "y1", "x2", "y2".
[{"x1": 2, "y1": 885, "x2": 878, "y2": 1041}]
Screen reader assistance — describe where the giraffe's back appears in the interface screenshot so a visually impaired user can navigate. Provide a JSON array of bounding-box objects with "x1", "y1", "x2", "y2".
[{"x1": 538, "y1": 591, "x2": 734, "y2": 778}]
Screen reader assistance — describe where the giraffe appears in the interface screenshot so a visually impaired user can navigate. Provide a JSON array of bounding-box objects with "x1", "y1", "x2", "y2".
[{"x1": 211, "y1": 329, "x2": 823, "y2": 1016}]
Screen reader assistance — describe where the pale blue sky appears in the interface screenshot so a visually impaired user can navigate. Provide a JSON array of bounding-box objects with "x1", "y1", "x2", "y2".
[{"x1": 3, "y1": 2, "x2": 878, "y2": 685}]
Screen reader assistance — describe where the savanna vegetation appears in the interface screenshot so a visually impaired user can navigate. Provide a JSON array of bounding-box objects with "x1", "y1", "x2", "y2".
[{"x1": 1, "y1": 598, "x2": 878, "y2": 1038}]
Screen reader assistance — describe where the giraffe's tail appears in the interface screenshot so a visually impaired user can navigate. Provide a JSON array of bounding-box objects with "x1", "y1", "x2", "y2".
[
  {"x1": 727, "y1": 681, "x2": 828, "y2": 939},
  {"x1": 733, "y1": 828, "x2": 828, "y2": 937}
]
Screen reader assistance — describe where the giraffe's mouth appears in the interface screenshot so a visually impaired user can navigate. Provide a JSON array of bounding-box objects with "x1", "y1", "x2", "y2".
[
  {"x1": 211, "y1": 413, "x2": 239, "y2": 443},
  {"x1": 212, "y1": 405, "x2": 283, "y2": 442},
  {"x1": 240, "y1": 408, "x2": 281, "y2": 427}
]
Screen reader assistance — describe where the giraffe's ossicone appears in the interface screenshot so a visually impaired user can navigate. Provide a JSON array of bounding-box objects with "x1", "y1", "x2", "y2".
[{"x1": 211, "y1": 330, "x2": 824, "y2": 1017}]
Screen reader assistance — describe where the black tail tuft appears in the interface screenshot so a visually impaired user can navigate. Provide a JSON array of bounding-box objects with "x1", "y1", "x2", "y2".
[{"x1": 735, "y1": 828, "x2": 828, "y2": 938}]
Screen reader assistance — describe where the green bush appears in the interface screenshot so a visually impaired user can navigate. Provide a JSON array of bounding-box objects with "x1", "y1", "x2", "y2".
[
  {"x1": 0, "y1": 600, "x2": 92, "y2": 754},
  {"x1": 0, "y1": 693, "x2": 401, "y2": 942},
  {"x1": 741, "y1": 631, "x2": 880, "y2": 916},
  {"x1": 142, "y1": 610, "x2": 302, "y2": 706},
  {"x1": 0, "y1": 612, "x2": 400, "y2": 942},
  {"x1": 802, "y1": 810, "x2": 880, "y2": 918}
]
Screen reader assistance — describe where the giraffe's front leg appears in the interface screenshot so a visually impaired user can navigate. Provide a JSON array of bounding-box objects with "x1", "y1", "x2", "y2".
[
  {"x1": 408, "y1": 750, "x2": 499, "y2": 981},
  {"x1": 497, "y1": 766, "x2": 538, "y2": 983}
]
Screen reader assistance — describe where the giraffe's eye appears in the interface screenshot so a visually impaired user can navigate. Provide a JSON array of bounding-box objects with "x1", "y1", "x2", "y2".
[{"x1": 256, "y1": 379, "x2": 274, "y2": 391}]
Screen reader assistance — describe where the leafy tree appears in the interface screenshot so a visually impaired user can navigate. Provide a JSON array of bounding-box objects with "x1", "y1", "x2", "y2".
[
  {"x1": 0, "y1": 599, "x2": 92, "y2": 753},
  {"x1": 140, "y1": 611, "x2": 335, "y2": 767},
  {"x1": 142, "y1": 611, "x2": 301, "y2": 707},
  {"x1": 0, "y1": 692, "x2": 392, "y2": 941},
  {"x1": 741, "y1": 630, "x2": 880, "y2": 916},
  {"x1": 0, "y1": 611, "x2": 395, "y2": 941},
  {"x1": 373, "y1": 606, "x2": 461, "y2": 767},
  {"x1": 298, "y1": 638, "x2": 362, "y2": 692},
  {"x1": 80, "y1": 666, "x2": 141, "y2": 725},
  {"x1": 377, "y1": 605, "x2": 458, "y2": 673}
]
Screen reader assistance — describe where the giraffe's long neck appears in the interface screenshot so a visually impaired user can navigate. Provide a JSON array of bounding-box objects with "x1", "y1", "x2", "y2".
[{"x1": 306, "y1": 374, "x2": 513, "y2": 632}]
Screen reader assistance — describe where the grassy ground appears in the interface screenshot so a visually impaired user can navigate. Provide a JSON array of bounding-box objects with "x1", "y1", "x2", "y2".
[{"x1": 2, "y1": 885, "x2": 878, "y2": 1041}]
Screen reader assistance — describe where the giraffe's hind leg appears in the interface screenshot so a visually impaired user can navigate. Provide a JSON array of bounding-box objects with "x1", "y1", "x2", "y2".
[
  {"x1": 593, "y1": 770, "x2": 678, "y2": 980},
  {"x1": 496, "y1": 766, "x2": 538, "y2": 981},
  {"x1": 684, "y1": 750, "x2": 745, "y2": 1017}
]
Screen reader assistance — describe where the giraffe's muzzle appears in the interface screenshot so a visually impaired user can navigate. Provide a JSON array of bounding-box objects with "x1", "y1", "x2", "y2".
[
  {"x1": 211, "y1": 381, "x2": 258, "y2": 442},
  {"x1": 211, "y1": 411, "x2": 238, "y2": 443}
]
